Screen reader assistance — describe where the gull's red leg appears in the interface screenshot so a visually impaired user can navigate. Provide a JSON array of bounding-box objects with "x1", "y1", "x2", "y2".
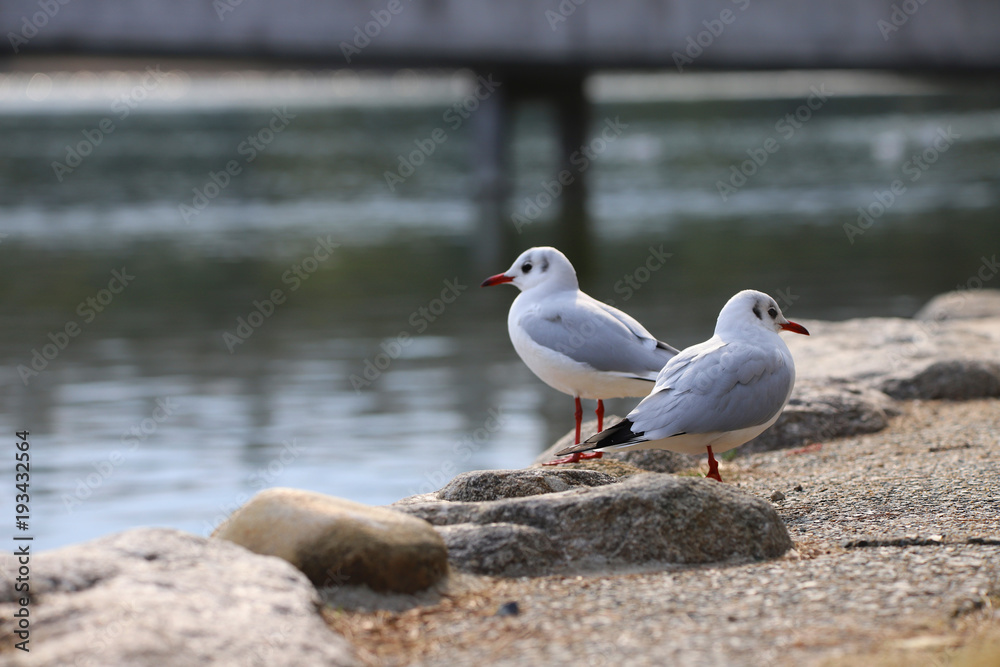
[
  {"x1": 596, "y1": 399, "x2": 604, "y2": 432},
  {"x1": 541, "y1": 397, "x2": 603, "y2": 465},
  {"x1": 574, "y1": 396, "x2": 582, "y2": 445},
  {"x1": 705, "y1": 445, "x2": 723, "y2": 482}
]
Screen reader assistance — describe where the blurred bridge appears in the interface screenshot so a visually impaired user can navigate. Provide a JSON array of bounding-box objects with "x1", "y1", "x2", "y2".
[{"x1": 3, "y1": 0, "x2": 999, "y2": 259}]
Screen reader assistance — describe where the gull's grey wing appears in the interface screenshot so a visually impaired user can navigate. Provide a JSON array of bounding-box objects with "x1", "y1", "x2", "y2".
[
  {"x1": 629, "y1": 339, "x2": 793, "y2": 438},
  {"x1": 590, "y1": 299, "x2": 680, "y2": 355},
  {"x1": 517, "y1": 296, "x2": 676, "y2": 378}
]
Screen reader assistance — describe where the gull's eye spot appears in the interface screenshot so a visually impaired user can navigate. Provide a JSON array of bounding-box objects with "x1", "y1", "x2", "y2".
[
  {"x1": 522, "y1": 262, "x2": 533, "y2": 274},
  {"x1": 768, "y1": 307, "x2": 778, "y2": 319}
]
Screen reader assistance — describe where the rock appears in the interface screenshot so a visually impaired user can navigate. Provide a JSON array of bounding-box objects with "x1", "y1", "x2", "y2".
[
  {"x1": 495, "y1": 601, "x2": 520, "y2": 617},
  {"x1": 915, "y1": 289, "x2": 1000, "y2": 321},
  {"x1": 743, "y1": 379, "x2": 898, "y2": 453},
  {"x1": 436, "y1": 468, "x2": 618, "y2": 502},
  {"x1": 770, "y1": 490, "x2": 786, "y2": 502},
  {"x1": 533, "y1": 416, "x2": 694, "y2": 473},
  {"x1": 0, "y1": 528, "x2": 356, "y2": 667},
  {"x1": 213, "y1": 488, "x2": 448, "y2": 594},
  {"x1": 785, "y1": 316, "x2": 1000, "y2": 401},
  {"x1": 394, "y1": 473, "x2": 792, "y2": 576},
  {"x1": 435, "y1": 523, "x2": 562, "y2": 576},
  {"x1": 880, "y1": 360, "x2": 1000, "y2": 400},
  {"x1": 611, "y1": 447, "x2": 698, "y2": 473}
]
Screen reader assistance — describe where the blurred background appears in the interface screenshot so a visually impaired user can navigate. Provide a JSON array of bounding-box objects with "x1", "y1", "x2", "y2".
[{"x1": 1, "y1": 1, "x2": 999, "y2": 549}]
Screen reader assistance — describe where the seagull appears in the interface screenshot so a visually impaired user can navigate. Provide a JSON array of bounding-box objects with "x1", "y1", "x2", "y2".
[
  {"x1": 555, "y1": 289, "x2": 809, "y2": 481},
  {"x1": 481, "y1": 246, "x2": 678, "y2": 464}
]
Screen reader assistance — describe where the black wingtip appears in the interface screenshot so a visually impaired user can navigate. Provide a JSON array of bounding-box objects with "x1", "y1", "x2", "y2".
[
  {"x1": 656, "y1": 340, "x2": 681, "y2": 356},
  {"x1": 554, "y1": 418, "x2": 643, "y2": 456}
]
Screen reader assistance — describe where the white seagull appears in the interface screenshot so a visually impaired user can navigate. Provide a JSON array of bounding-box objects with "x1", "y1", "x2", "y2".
[
  {"x1": 555, "y1": 289, "x2": 809, "y2": 481},
  {"x1": 481, "y1": 246, "x2": 678, "y2": 464}
]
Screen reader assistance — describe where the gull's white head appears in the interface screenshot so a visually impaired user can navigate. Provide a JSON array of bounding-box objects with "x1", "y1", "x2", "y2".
[
  {"x1": 715, "y1": 289, "x2": 810, "y2": 338},
  {"x1": 480, "y1": 246, "x2": 578, "y2": 293}
]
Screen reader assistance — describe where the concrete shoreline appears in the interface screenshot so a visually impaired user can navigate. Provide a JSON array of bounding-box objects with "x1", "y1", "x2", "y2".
[{"x1": 3, "y1": 290, "x2": 999, "y2": 666}]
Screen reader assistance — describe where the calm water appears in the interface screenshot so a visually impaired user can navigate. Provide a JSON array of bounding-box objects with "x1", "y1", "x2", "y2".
[{"x1": 1, "y1": 69, "x2": 999, "y2": 549}]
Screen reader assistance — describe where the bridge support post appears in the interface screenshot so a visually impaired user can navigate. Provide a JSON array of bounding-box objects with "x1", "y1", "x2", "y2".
[
  {"x1": 471, "y1": 72, "x2": 512, "y2": 266},
  {"x1": 470, "y1": 70, "x2": 591, "y2": 269}
]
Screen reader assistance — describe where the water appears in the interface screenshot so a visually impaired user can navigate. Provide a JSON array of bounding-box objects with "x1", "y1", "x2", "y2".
[{"x1": 1, "y1": 69, "x2": 999, "y2": 550}]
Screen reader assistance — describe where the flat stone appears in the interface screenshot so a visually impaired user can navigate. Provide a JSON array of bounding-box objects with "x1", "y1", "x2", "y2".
[
  {"x1": 743, "y1": 379, "x2": 898, "y2": 453},
  {"x1": 0, "y1": 528, "x2": 356, "y2": 667},
  {"x1": 213, "y1": 487, "x2": 448, "y2": 594},
  {"x1": 785, "y1": 316, "x2": 1000, "y2": 401},
  {"x1": 394, "y1": 473, "x2": 792, "y2": 576},
  {"x1": 880, "y1": 359, "x2": 1000, "y2": 400},
  {"x1": 436, "y1": 468, "x2": 618, "y2": 502},
  {"x1": 915, "y1": 289, "x2": 1000, "y2": 321}
]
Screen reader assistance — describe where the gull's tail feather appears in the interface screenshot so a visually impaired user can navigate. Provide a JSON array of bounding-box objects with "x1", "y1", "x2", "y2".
[{"x1": 554, "y1": 418, "x2": 645, "y2": 456}]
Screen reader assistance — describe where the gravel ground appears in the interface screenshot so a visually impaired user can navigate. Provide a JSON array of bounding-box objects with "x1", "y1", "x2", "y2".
[{"x1": 326, "y1": 399, "x2": 1000, "y2": 667}]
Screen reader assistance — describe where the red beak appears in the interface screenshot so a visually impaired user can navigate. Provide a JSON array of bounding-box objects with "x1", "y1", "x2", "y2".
[
  {"x1": 481, "y1": 273, "x2": 514, "y2": 287},
  {"x1": 780, "y1": 321, "x2": 810, "y2": 336}
]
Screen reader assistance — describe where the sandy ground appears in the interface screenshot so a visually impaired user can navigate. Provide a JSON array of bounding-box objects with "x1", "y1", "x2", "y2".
[{"x1": 325, "y1": 399, "x2": 1000, "y2": 667}]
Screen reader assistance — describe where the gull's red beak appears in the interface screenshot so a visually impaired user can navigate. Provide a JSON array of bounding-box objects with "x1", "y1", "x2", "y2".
[
  {"x1": 780, "y1": 321, "x2": 810, "y2": 336},
  {"x1": 481, "y1": 273, "x2": 514, "y2": 287}
]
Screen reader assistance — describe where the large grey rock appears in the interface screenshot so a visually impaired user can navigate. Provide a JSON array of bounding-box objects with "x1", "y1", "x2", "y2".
[
  {"x1": 213, "y1": 487, "x2": 448, "y2": 594},
  {"x1": 435, "y1": 523, "x2": 562, "y2": 576},
  {"x1": 743, "y1": 379, "x2": 898, "y2": 453},
  {"x1": 785, "y1": 316, "x2": 1000, "y2": 401},
  {"x1": 394, "y1": 473, "x2": 792, "y2": 576},
  {"x1": 533, "y1": 417, "x2": 694, "y2": 473},
  {"x1": 915, "y1": 288, "x2": 1000, "y2": 321},
  {"x1": 437, "y1": 468, "x2": 618, "y2": 502},
  {"x1": 0, "y1": 528, "x2": 356, "y2": 667},
  {"x1": 880, "y1": 359, "x2": 1000, "y2": 400}
]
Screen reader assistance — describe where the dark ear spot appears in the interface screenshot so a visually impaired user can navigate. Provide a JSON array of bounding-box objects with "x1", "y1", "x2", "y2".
[
  {"x1": 540, "y1": 257, "x2": 549, "y2": 272},
  {"x1": 752, "y1": 305, "x2": 762, "y2": 320}
]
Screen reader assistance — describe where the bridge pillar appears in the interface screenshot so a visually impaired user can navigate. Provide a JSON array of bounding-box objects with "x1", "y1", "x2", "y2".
[
  {"x1": 471, "y1": 70, "x2": 591, "y2": 268},
  {"x1": 471, "y1": 72, "x2": 513, "y2": 265}
]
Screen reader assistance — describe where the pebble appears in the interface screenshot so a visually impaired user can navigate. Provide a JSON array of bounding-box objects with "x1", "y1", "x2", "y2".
[{"x1": 495, "y1": 601, "x2": 520, "y2": 617}]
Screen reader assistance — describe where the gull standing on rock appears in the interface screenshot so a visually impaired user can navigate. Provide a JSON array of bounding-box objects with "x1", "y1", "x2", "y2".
[
  {"x1": 481, "y1": 247, "x2": 678, "y2": 464},
  {"x1": 556, "y1": 289, "x2": 809, "y2": 481}
]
